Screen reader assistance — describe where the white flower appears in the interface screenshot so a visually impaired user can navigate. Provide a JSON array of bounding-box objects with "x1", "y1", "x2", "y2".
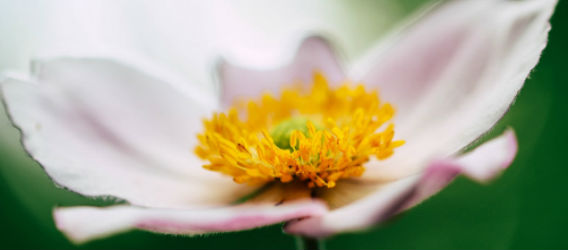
[{"x1": 0, "y1": 0, "x2": 556, "y2": 244}]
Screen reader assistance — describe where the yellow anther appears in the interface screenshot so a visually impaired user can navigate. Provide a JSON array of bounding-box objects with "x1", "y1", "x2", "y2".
[{"x1": 289, "y1": 131, "x2": 299, "y2": 150}]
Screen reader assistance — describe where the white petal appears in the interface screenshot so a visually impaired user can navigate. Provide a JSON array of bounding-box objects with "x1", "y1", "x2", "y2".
[
  {"x1": 356, "y1": 0, "x2": 556, "y2": 179},
  {"x1": 54, "y1": 199, "x2": 327, "y2": 244},
  {"x1": 1, "y1": 58, "x2": 256, "y2": 208},
  {"x1": 219, "y1": 36, "x2": 345, "y2": 106},
  {"x1": 285, "y1": 129, "x2": 518, "y2": 237}
]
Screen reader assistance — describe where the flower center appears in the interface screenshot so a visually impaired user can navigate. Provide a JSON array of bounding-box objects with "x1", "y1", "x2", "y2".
[{"x1": 194, "y1": 72, "x2": 404, "y2": 188}]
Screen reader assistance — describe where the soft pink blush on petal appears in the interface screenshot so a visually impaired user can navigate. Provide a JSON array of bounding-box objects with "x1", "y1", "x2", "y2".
[
  {"x1": 284, "y1": 129, "x2": 517, "y2": 238},
  {"x1": 54, "y1": 199, "x2": 328, "y2": 244},
  {"x1": 359, "y1": 0, "x2": 555, "y2": 179},
  {"x1": 401, "y1": 129, "x2": 518, "y2": 210},
  {"x1": 353, "y1": 0, "x2": 494, "y2": 115},
  {"x1": 219, "y1": 36, "x2": 345, "y2": 107}
]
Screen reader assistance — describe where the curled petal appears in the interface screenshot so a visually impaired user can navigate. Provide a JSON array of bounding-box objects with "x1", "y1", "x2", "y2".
[
  {"x1": 54, "y1": 199, "x2": 328, "y2": 244},
  {"x1": 401, "y1": 129, "x2": 518, "y2": 210},
  {"x1": 356, "y1": 0, "x2": 556, "y2": 178},
  {"x1": 219, "y1": 35, "x2": 345, "y2": 106},
  {"x1": 285, "y1": 129, "x2": 517, "y2": 237},
  {"x1": 1, "y1": 58, "x2": 256, "y2": 208}
]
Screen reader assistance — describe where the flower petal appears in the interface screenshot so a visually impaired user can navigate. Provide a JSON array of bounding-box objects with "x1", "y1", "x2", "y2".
[
  {"x1": 355, "y1": 0, "x2": 555, "y2": 178},
  {"x1": 401, "y1": 129, "x2": 518, "y2": 210},
  {"x1": 54, "y1": 199, "x2": 328, "y2": 244},
  {"x1": 1, "y1": 58, "x2": 256, "y2": 208},
  {"x1": 219, "y1": 35, "x2": 345, "y2": 106},
  {"x1": 285, "y1": 129, "x2": 517, "y2": 237}
]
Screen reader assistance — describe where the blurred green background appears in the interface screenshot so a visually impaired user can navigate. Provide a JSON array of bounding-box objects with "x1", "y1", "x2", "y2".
[{"x1": 0, "y1": 0, "x2": 567, "y2": 249}]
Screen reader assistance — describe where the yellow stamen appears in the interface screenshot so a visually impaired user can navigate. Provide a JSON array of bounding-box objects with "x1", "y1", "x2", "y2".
[{"x1": 195, "y1": 72, "x2": 405, "y2": 188}]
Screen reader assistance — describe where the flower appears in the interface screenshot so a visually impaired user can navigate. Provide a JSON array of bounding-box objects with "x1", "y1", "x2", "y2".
[{"x1": 0, "y1": 0, "x2": 556, "y2": 244}]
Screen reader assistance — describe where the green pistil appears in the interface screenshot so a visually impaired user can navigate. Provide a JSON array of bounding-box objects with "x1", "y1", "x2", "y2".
[{"x1": 270, "y1": 117, "x2": 322, "y2": 150}]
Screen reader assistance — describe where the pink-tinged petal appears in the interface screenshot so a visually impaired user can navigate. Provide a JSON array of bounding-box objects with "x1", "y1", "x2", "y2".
[
  {"x1": 1, "y1": 58, "x2": 256, "y2": 208},
  {"x1": 353, "y1": 0, "x2": 495, "y2": 112},
  {"x1": 443, "y1": 129, "x2": 518, "y2": 182},
  {"x1": 54, "y1": 199, "x2": 328, "y2": 244},
  {"x1": 285, "y1": 175, "x2": 420, "y2": 238},
  {"x1": 358, "y1": 0, "x2": 556, "y2": 179},
  {"x1": 219, "y1": 36, "x2": 345, "y2": 107},
  {"x1": 401, "y1": 129, "x2": 518, "y2": 210},
  {"x1": 285, "y1": 129, "x2": 517, "y2": 237}
]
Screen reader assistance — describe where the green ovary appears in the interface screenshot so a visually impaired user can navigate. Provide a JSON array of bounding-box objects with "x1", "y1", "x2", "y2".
[{"x1": 269, "y1": 117, "x2": 322, "y2": 150}]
